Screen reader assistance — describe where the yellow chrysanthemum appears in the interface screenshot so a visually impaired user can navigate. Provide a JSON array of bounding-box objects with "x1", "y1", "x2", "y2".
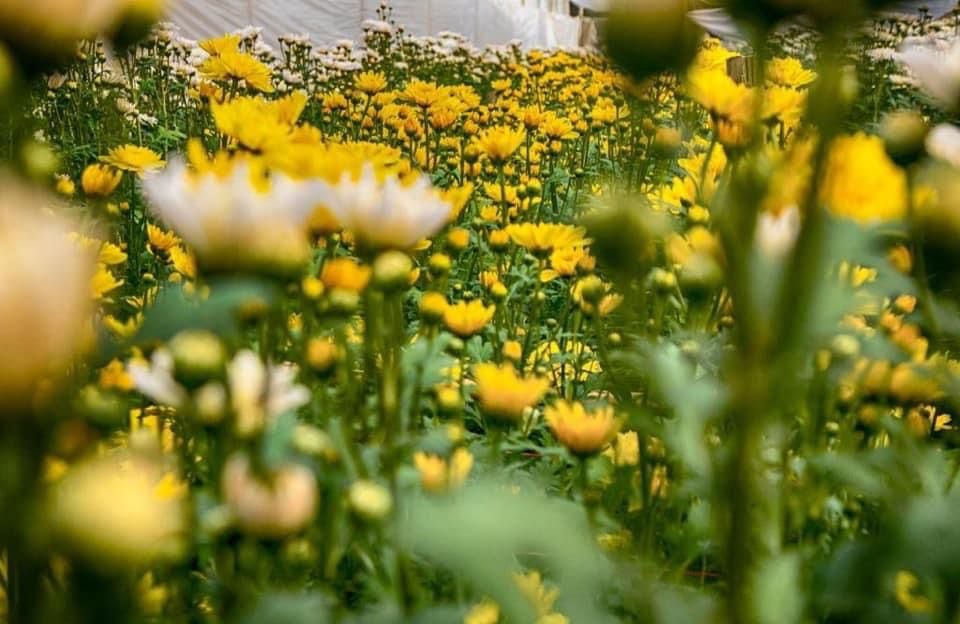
[
  {"x1": 101, "y1": 145, "x2": 165, "y2": 175},
  {"x1": 477, "y1": 126, "x2": 526, "y2": 164},
  {"x1": 472, "y1": 362, "x2": 549, "y2": 424},
  {"x1": 505, "y1": 223, "x2": 589, "y2": 255},
  {"x1": 413, "y1": 448, "x2": 473, "y2": 493},
  {"x1": 443, "y1": 299, "x2": 495, "y2": 337},
  {"x1": 201, "y1": 48, "x2": 274, "y2": 93},
  {"x1": 819, "y1": 133, "x2": 907, "y2": 224},
  {"x1": 82, "y1": 163, "x2": 123, "y2": 196},
  {"x1": 545, "y1": 400, "x2": 619, "y2": 456}
]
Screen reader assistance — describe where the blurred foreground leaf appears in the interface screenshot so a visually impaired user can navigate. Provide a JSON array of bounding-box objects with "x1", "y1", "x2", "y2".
[{"x1": 400, "y1": 479, "x2": 616, "y2": 623}]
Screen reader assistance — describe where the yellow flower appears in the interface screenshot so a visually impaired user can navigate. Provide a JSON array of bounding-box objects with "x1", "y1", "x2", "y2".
[
  {"x1": 403, "y1": 79, "x2": 442, "y2": 107},
  {"x1": 477, "y1": 126, "x2": 526, "y2": 164},
  {"x1": 766, "y1": 57, "x2": 817, "y2": 88},
  {"x1": 413, "y1": 448, "x2": 473, "y2": 493},
  {"x1": 320, "y1": 258, "x2": 372, "y2": 292},
  {"x1": 201, "y1": 48, "x2": 274, "y2": 93},
  {"x1": 820, "y1": 133, "x2": 907, "y2": 224},
  {"x1": 545, "y1": 400, "x2": 619, "y2": 456},
  {"x1": 168, "y1": 246, "x2": 197, "y2": 280},
  {"x1": 894, "y1": 571, "x2": 934, "y2": 614},
  {"x1": 103, "y1": 314, "x2": 141, "y2": 339},
  {"x1": 443, "y1": 299, "x2": 495, "y2": 337},
  {"x1": 464, "y1": 600, "x2": 500, "y2": 624},
  {"x1": 49, "y1": 452, "x2": 186, "y2": 570},
  {"x1": 81, "y1": 164, "x2": 123, "y2": 196},
  {"x1": 443, "y1": 183, "x2": 475, "y2": 221},
  {"x1": 355, "y1": 71, "x2": 388, "y2": 95},
  {"x1": 91, "y1": 264, "x2": 123, "y2": 299},
  {"x1": 505, "y1": 223, "x2": 588, "y2": 255},
  {"x1": 210, "y1": 96, "x2": 295, "y2": 153},
  {"x1": 147, "y1": 223, "x2": 180, "y2": 253},
  {"x1": 98, "y1": 358, "x2": 134, "y2": 391},
  {"x1": 540, "y1": 112, "x2": 577, "y2": 140},
  {"x1": 98, "y1": 241, "x2": 127, "y2": 266},
  {"x1": 606, "y1": 431, "x2": 639, "y2": 467},
  {"x1": 101, "y1": 145, "x2": 165, "y2": 175},
  {"x1": 55, "y1": 174, "x2": 75, "y2": 196},
  {"x1": 472, "y1": 362, "x2": 549, "y2": 423},
  {"x1": 514, "y1": 570, "x2": 560, "y2": 618},
  {"x1": 199, "y1": 34, "x2": 241, "y2": 56},
  {"x1": 420, "y1": 291, "x2": 449, "y2": 323}
]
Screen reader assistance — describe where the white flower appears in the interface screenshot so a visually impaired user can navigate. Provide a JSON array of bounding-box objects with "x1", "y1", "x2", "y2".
[
  {"x1": 143, "y1": 158, "x2": 324, "y2": 274},
  {"x1": 756, "y1": 206, "x2": 801, "y2": 259},
  {"x1": 897, "y1": 39, "x2": 960, "y2": 110},
  {"x1": 129, "y1": 349, "x2": 188, "y2": 409},
  {"x1": 926, "y1": 123, "x2": 960, "y2": 169},
  {"x1": 316, "y1": 165, "x2": 452, "y2": 250},
  {"x1": 228, "y1": 350, "x2": 310, "y2": 437}
]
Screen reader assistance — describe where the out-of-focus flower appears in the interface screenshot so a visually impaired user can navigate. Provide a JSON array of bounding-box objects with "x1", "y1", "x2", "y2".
[
  {"x1": 756, "y1": 205, "x2": 801, "y2": 258},
  {"x1": 472, "y1": 362, "x2": 549, "y2": 424},
  {"x1": 320, "y1": 258, "x2": 372, "y2": 292},
  {"x1": 49, "y1": 452, "x2": 186, "y2": 569},
  {"x1": 545, "y1": 400, "x2": 619, "y2": 456},
  {"x1": 925, "y1": 123, "x2": 960, "y2": 169},
  {"x1": 464, "y1": 600, "x2": 500, "y2": 624},
  {"x1": 897, "y1": 40, "x2": 960, "y2": 111},
  {"x1": 819, "y1": 133, "x2": 906, "y2": 224},
  {"x1": 144, "y1": 157, "x2": 322, "y2": 275},
  {"x1": 228, "y1": 350, "x2": 310, "y2": 437},
  {"x1": 894, "y1": 570, "x2": 934, "y2": 614},
  {"x1": 413, "y1": 448, "x2": 473, "y2": 493},
  {"x1": 0, "y1": 0, "x2": 129, "y2": 61},
  {"x1": 0, "y1": 177, "x2": 94, "y2": 408},
  {"x1": 222, "y1": 452, "x2": 317, "y2": 538},
  {"x1": 347, "y1": 480, "x2": 392, "y2": 521},
  {"x1": 316, "y1": 166, "x2": 452, "y2": 251}
]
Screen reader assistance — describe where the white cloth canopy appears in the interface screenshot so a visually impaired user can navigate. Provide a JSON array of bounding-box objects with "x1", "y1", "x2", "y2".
[{"x1": 165, "y1": 0, "x2": 586, "y2": 48}]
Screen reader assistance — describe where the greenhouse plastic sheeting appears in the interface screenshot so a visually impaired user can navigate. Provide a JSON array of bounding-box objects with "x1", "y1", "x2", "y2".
[{"x1": 165, "y1": 0, "x2": 586, "y2": 48}]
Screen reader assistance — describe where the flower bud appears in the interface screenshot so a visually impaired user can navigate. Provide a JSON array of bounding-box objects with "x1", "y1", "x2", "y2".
[
  {"x1": 447, "y1": 227, "x2": 471, "y2": 253},
  {"x1": 194, "y1": 382, "x2": 227, "y2": 426},
  {"x1": 880, "y1": 110, "x2": 928, "y2": 167},
  {"x1": 168, "y1": 330, "x2": 226, "y2": 389},
  {"x1": 373, "y1": 250, "x2": 414, "y2": 291},
  {"x1": 326, "y1": 288, "x2": 361, "y2": 315},
  {"x1": 348, "y1": 480, "x2": 393, "y2": 522},
  {"x1": 428, "y1": 252, "x2": 452, "y2": 276},
  {"x1": 306, "y1": 337, "x2": 341, "y2": 375},
  {"x1": 420, "y1": 291, "x2": 448, "y2": 324},
  {"x1": 652, "y1": 127, "x2": 682, "y2": 158}
]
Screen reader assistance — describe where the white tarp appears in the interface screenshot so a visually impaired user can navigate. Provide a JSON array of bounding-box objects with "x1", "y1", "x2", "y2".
[{"x1": 165, "y1": 0, "x2": 585, "y2": 48}]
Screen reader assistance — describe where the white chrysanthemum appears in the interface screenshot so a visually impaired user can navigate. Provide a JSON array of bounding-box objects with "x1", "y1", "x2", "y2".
[
  {"x1": 229, "y1": 350, "x2": 310, "y2": 437},
  {"x1": 897, "y1": 39, "x2": 960, "y2": 110},
  {"x1": 129, "y1": 349, "x2": 187, "y2": 409},
  {"x1": 317, "y1": 166, "x2": 452, "y2": 251},
  {"x1": 926, "y1": 123, "x2": 960, "y2": 169},
  {"x1": 143, "y1": 158, "x2": 323, "y2": 275},
  {"x1": 756, "y1": 206, "x2": 801, "y2": 259}
]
